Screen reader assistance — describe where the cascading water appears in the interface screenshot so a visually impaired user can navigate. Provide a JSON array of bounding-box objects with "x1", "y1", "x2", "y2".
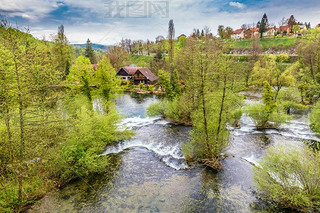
[{"x1": 28, "y1": 92, "x2": 320, "y2": 213}]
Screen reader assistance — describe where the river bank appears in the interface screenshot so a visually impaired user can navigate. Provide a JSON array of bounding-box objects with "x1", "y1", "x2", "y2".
[{"x1": 26, "y1": 92, "x2": 319, "y2": 212}]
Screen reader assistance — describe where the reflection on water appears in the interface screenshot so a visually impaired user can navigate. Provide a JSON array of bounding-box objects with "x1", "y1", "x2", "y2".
[{"x1": 28, "y1": 92, "x2": 318, "y2": 213}]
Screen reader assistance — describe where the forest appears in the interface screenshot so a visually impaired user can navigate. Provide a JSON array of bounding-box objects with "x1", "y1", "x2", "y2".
[{"x1": 1, "y1": 16, "x2": 320, "y2": 212}]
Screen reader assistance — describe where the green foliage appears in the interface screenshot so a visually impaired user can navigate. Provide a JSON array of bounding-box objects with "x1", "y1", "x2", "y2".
[
  {"x1": 84, "y1": 38, "x2": 96, "y2": 64},
  {"x1": 51, "y1": 95, "x2": 133, "y2": 182},
  {"x1": 171, "y1": 69, "x2": 182, "y2": 96},
  {"x1": 146, "y1": 101, "x2": 167, "y2": 117},
  {"x1": 254, "y1": 145, "x2": 320, "y2": 212},
  {"x1": 230, "y1": 108, "x2": 243, "y2": 127},
  {"x1": 263, "y1": 81, "x2": 277, "y2": 114},
  {"x1": 310, "y1": 101, "x2": 320, "y2": 135},
  {"x1": 229, "y1": 37, "x2": 297, "y2": 50},
  {"x1": 67, "y1": 56, "x2": 94, "y2": 101},
  {"x1": 93, "y1": 55, "x2": 120, "y2": 100},
  {"x1": 158, "y1": 69, "x2": 173, "y2": 99},
  {"x1": 245, "y1": 81, "x2": 291, "y2": 128}
]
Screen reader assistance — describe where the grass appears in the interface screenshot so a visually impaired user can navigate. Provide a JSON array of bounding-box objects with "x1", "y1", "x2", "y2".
[
  {"x1": 130, "y1": 54, "x2": 153, "y2": 66},
  {"x1": 229, "y1": 37, "x2": 298, "y2": 50}
]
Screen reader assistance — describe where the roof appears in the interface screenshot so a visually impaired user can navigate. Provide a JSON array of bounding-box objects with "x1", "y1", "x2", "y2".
[
  {"x1": 233, "y1": 29, "x2": 244, "y2": 34},
  {"x1": 279, "y1": 25, "x2": 291, "y2": 32},
  {"x1": 120, "y1": 67, "x2": 158, "y2": 82},
  {"x1": 249, "y1": 28, "x2": 259, "y2": 32}
]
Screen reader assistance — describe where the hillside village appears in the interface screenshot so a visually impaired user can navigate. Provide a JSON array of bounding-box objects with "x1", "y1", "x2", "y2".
[{"x1": 2, "y1": 7, "x2": 320, "y2": 213}]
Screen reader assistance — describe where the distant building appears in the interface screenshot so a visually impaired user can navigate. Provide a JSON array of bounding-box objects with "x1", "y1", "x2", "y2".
[
  {"x1": 117, "y1": 66, "x2": 158, "y2": 85},
  {"x1": 178, "y1": 34, "x2": 187, "y2": 39},
  {"x1": 263, "y1": 27, "x2": 277, "y2": 37},
  {"x1": 278, "y1": 25, "x2": 291, "y2": 34},
  {"x1": 231, "y1": 29, "x2": 244, "y2": 39},
  {"x1": 244, "y1": 28, "x2": 260, "y2": 39},
  {"x1": 316, "y1": 23, "x2": 320, "y2": 28}
]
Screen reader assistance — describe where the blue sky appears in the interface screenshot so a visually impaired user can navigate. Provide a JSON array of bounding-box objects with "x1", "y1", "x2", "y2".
[{"x1": 1, "y1": 0, "x2": 320, "y2": 45}]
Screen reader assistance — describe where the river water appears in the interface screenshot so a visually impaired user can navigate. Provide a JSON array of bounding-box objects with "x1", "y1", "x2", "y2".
[{"x1": 28, "y1": 92, "x2": 319, "y2": 213}]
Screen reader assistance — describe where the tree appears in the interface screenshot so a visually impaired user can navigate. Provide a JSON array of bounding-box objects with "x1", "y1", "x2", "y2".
[
  {"x1": 252, "y1": 54, "x2": 295, "y2": 100},
  {"x1": 292, "y1": 24, "x2": 300, "y2": 34},
  {"x1": 287, "y1": 15, "x2": 297, "y2": 31},
  {"x1": 168, "y1": 19, "x2": 175, "y2": 64},
  {"x1": 217, "y1": 25, "x2": 226, "y2": 38},
  {"x1": 51, "y1": 24, "x2": 73, "y2": 80},
  {"x1": 309, "y1": 100, "x2": 320, "y2": 135},
  {"x1": 84, "y1": 38, "x2": 96, "y2": 64},
  {"x1": 225, "y1": 27, "x2": 234, "y2": 39},
  {"x1": 254, "y1": 145, "x2": 320, "y2": 212},
  {"x1": 67, "y1": 56, "x2": 94, "y2": 101},
  {"x1": 0, "y1": 23, "x2": 62, "y2": 211},
  {"x1": 178, "y1": 40, "x2": 242, "y2": 167},
  {"x1": 259, "y1": 13, "x2": 269, "y2": 38},
  {"x1": 106, "y1": 46, "x2": 129, "y2": 70},
  {"x1": 245, "y1": 81, "x2": 291, "y2": 128},
  {"x1": 93, "y1": 56, "x2": 120, "y2": 101},
  {"x1": 158, "y1": 69, "x2": 173, "y2": 99}
]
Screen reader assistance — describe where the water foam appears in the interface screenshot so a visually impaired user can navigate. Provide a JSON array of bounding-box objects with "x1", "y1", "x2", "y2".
[{"x1": 102, "y1": 139, "x2": 188, "y2": 170}]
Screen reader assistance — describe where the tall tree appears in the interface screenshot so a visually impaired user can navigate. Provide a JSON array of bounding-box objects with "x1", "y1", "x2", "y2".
[
  {"x1": 67, "y1": 56, "x2": 94, "y2": 101},
  {"x1": 85, "y1": 38, "x2": 96, "y2": 64},
  {"x1": 168, "y1": 19, "x2": 175, "y2": 65},
  {"x1": 259, "y1": 13, "x2": 269, "y2": 38},
  {"x1": 287, "y1": 15, "x2": 297, "y2": 30},
  {"x1": 52, "y1": 24, "x2": 73, "y2": 80},
  {"x1": 93, "y1": 55, "x2": 120, "y2": 101}
]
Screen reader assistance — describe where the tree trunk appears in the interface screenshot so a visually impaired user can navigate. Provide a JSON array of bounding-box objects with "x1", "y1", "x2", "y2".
[
  {"x1": 216, "y1": 75, "x2": 227, "y2": 143},
  {"x1": 200, "y1": 57, "x2": 211, "y2": 157}
]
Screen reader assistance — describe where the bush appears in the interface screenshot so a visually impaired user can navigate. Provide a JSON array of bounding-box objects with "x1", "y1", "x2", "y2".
[
  {"x1": 230, "y1": 108, "x2": 243, "y2": 127},
  {"x1": 277, "y1": 88, "x2": 301, "y2": 103},
  {"x1": 281, "y1": 101, "x2": 309, "y2": 114},
  {"x1": 146, "y1": 96, "x2": 192, "y2": 124},
  {"x1": 53, "y1": 97, "x2": 133, "y2": 183},
  {"x1": 245, "y1": 103, "x2": 291, "y2": 128},
  {"x1": 254, "y1": 145, "x2": 320, "y2": 212},
  {"x1": 146, "y1": 101, "x2": 167, "y2": 117},
  {"x1": 310, "y1": 101, "x2": 320, "y2": 135}
]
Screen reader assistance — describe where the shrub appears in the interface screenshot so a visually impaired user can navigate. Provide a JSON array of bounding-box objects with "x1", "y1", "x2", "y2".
[
  {"x1": 281, "y1": 101, "x2": 309, "y2": 114},
  {"x1": 245, "y1": 103, "x2": 291, "y2": 128},
  {"x1": 254, "y1": 145, "x2": 320, "y2": 212},
  {"x1": 146, "y1": 101, "x2": 167, "y2": 117},
  {"x1": 230, "y1": 108, "x2": 243, "y2": 127},
  {"x1": 310, "y1": 101, "x2": 320, "y2": 135}
]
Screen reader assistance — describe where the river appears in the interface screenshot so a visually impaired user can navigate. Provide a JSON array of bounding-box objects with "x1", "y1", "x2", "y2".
[{"x1": 28, "y1": 92, "x2": 319, "y2": 213}]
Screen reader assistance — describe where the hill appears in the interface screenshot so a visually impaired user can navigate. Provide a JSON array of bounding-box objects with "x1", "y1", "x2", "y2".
[{"x1": 72, "y1": 43, "x2": 110, "y2": 51}]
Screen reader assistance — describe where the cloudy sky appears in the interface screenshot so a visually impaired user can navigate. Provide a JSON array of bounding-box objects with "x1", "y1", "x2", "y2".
[{"x1": 1, "y1": 0, "x2": 320, "y2": 45}]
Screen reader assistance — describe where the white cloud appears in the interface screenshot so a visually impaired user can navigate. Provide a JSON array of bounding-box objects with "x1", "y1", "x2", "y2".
[
  {"x1": 0, "y1": 0, "x2": 58, "y2": 21},
  {"x1": 229, "y1": 2, "x2": 245, "y2": 9}
]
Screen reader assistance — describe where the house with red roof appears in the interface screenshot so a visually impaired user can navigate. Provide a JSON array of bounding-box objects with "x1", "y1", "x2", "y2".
[
  {"x1": 316, "y1": 23, "x2": 320, "y2": 28},
  {"x1": 244, "y1": 28, "x2": 260, "y2": 39},
  {"x1": 263, "y1": 27, "x2": 277, "y2": 37},
  {"x1": 117, "y1": 66, "x2": 158, "y2": 85},
  {"x1": 231, "y1": 29, "x2": 244, "y2": 39},
  {"x1": 278, "y1": 25, "x2": 291, "y2": 34}
]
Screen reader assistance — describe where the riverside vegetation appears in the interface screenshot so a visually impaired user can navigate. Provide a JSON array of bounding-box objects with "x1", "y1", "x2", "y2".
[
  {"x1": 0, "y1": 22, "x2": 133, "y2": 212},
  {"x1": 1, "y1": 17, "x2": 320, "y2": 212}
]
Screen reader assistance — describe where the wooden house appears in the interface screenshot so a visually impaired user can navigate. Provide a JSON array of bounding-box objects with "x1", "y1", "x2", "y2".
[{"x1": 117, "y1": 66, "x2": 158, "y2": 85}]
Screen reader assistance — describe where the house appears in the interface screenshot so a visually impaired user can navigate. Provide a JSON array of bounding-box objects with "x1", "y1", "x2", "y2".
[
  {"x1": 244, "y1": 28, "x2": 260, "y2": 39},
  {"x1": 231, "y1": 29, "x2": 244, "y2": 39},
  {"x1": 316, "y1": 23, "x2": 320, "y2": 28},
  {"x1": 178, "y1": 34, "x2": 187, "y2": 39},
  {"x1": 263, "y1": 27, "x2": 277, "y2": 37},
  {"x1": 117, "y1": 66, "x2": 158, "y2": 85},
  {"x1": 278, "y1": 25, "x2": 291, "y2": 34}
]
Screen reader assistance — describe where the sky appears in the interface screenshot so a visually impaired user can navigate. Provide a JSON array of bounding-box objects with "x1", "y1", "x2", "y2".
[{"x1": 1, "y1": 0, "x2": 320, "y2": 45}]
